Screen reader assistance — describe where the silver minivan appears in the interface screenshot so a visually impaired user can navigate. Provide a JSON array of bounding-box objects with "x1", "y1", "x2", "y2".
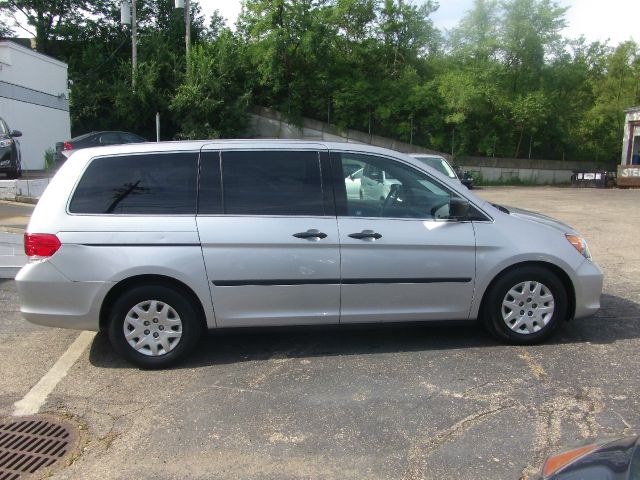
[{"x1": 16, "y1": 141, "x2": 603, "y2": 368}]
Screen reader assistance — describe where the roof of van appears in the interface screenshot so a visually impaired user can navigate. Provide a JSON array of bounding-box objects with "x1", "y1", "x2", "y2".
[{"x1": 66, "y1": 139, "x2": 412, "y2": 159}]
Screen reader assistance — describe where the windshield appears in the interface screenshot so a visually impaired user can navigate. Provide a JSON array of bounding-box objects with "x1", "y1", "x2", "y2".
[{"x1": 415, "y1": 156, "x2": 457, "y2": 179}]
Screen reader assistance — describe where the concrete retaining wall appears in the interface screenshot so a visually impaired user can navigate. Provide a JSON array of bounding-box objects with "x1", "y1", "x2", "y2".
[
  {"x1": 0, "y1": 178, "x2": 50, "y2": 201},
  {"x1": 457, "y1": 156, "x2": 601, "y2": 184},
  {"x1": 248, "y1": 108, "x2": 447, "y2": 158},
  {"x1": 249, "y1": 107, "x2": 603, "y2": 185}
]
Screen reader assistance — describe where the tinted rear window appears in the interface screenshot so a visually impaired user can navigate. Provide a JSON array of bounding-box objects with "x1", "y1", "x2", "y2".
[
  {"x1": 70, "y1": 132, "x2": 96, "y2": 142},
  {"x1": 69, "y1": 153, "x2": 198, "y2": 214},
  {"x1": 221, "y1": 151, "x2": 324, "y2": 216},
  {"x1": 121, "y1": 133, "x2": 145, "y2": 143}
]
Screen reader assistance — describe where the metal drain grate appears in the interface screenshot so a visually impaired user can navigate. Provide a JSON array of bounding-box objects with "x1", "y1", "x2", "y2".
[{"x1": 0, "y1": 416, "x2": 77, "y2": 480}]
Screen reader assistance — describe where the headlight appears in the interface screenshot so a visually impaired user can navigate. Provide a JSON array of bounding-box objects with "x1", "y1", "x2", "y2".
[
  {"x1": 0, "y1": 159, "x2": 9, "y2": 166},
  {"x1": 565, "y1": 234, "x2": 592, "y2": 260},
  {"x1": 0, "y1": 139, "x2": 12, "y2": 148}
]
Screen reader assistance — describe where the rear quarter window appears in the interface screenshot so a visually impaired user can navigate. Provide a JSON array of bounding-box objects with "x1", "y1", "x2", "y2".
[{"x1": 69, "y1": 152, "x2": 198, "y2": 214}]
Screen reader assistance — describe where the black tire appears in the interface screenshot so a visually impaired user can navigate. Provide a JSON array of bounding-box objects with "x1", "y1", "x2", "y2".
[
  {"x1": 108, "y1": 284, "x2": 203, "y2": 369},
  {"x1": 481, "y1": 266, "x2": 567, "y2": 344},
  {"x1": 5, "y1": 169, "x2": 18, "y2": 180}
]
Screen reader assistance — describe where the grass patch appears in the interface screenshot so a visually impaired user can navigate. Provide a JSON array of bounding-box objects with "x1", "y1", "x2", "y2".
[{"x1": 44, "y1": 148, "x2": 56, "y2": 171}]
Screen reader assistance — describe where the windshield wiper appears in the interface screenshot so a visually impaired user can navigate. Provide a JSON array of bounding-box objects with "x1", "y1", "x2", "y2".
[{"x1": 492, "y1": 203, "x2": 510, "y2": 214}]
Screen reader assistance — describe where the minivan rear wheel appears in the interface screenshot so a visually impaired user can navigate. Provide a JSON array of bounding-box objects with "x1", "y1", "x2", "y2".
[
  {"x1": 482, "y1": 266, "x2": 567, "y2": 344},
  {"x1": 108, "y1": 285, "x2": 202, "y2": 368}
]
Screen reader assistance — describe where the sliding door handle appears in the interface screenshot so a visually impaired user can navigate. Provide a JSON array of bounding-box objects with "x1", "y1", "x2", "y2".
[
  {"x1": 293, "y1": 229, "x2": 327, "y2": 239},
  {"x1": 348, "y1": 230, "x2": 382, "y2": 240}
]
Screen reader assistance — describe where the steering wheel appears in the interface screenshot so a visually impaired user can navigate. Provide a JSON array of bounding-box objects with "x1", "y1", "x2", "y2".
[{"x1": 382, "y1": 184, "x2": 403, "y2": 214}]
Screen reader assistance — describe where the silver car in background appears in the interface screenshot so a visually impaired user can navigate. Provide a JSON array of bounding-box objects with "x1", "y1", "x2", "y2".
[
  {"x1": 16, "y1": 141, "x2": 603, "y2": 368},
  {"x1": 411, "y1": 153, "x2": 464, "y2": 186}
]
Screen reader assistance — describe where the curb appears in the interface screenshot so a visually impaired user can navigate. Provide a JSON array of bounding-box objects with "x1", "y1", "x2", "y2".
[
  {"x1": 0, "y1": 199, "x2": 37, "y2": 207},
  {"x1": 0, "y1": 266, "x2": 20, "y2": 279},
  {"x1": 0, "y1": 227, "x2": 25, "y2": 234},
  {"x1": 0, "y1": 230, "x2": 26, "y2": 279},
  {"x1": 15, "y1": 196, "x2": 39, "y2": 205}
]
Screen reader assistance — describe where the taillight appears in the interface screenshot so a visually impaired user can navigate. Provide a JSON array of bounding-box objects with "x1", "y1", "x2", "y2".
[
  {"x1": 63, "y1": 141, "x2": 73, "y2": 151},
  {"x1": 542, "y1": 444, "x2": 600, "y2": 477},
  {"x1": 24, "y1": 233, "x2": 61, "y2": 257}
]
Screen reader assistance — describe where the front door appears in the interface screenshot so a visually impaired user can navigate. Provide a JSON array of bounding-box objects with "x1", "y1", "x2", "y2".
[
  {"x1": 196, "y1": 147, "x2": 341, "y2": 328},
  {"x1": 332, "y1": 152, "x2": 477, "y2": 323}
]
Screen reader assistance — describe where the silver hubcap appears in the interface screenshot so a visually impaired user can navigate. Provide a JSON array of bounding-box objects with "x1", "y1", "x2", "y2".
[
  {"x1": 123, "y1": 300, "x2": 183, "y2": 356},
  {"x1": 501, "y1": 281, "x2": 555, "y2": 334}
]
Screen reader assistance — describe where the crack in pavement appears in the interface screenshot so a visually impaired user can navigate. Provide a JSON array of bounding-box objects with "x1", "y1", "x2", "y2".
[
  {"x1": 519, "y1": 386, "x2": 604, "y2": 480},
  {"x1": 518, "y1": 349, "x2": 548, "y2": 381},
  {"x1": 402, "y1": 401, "x2": 518, "y2": 480}
]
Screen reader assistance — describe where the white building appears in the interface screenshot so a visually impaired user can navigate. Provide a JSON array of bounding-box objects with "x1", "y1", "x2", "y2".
[
  {"x1": 621, "y1": 106, "x2": 640, "y2": 166},
  {"x1": 0, "y1": 40, "x2": 71, "y2": 170}
]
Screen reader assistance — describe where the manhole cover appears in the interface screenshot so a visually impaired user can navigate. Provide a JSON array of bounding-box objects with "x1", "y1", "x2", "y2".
[{"x1": 0, "y1": 416, "x2": 78, "y2": 480}]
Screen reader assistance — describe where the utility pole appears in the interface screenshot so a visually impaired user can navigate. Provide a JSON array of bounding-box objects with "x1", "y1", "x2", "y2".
[
  {"x1": 409, "y1": 114, "x2": 414, "y2": 145},
  {"x1": 132, "y1": 0, "x2": 137, "y2": 87},
  {"x1": 451, "y1": 128, "x2": 455, "y2": 156},
  {"x1": 120, "y1": 0, "x2": 137, "y2": 88},
  {"x1": 175, "y1": 0, "x2": 191, "y2": 61},
  {"x1": 185, "y1": 0, "x2": 191, "y2": 58}
]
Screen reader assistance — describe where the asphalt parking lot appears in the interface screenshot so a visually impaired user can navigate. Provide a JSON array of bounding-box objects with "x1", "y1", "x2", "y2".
[{"x1": 1, "y1": 186, "x2": 639, "y2": 480}]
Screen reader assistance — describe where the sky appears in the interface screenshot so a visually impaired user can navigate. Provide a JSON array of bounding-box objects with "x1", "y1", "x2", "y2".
[{"x1": 201, "y1": 0, "x2": 639, "y2": 45}]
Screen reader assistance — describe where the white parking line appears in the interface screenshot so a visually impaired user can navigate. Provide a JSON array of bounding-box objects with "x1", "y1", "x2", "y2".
[{"x1": 13, "y1": 331, "x2": 96, "y2": 416}]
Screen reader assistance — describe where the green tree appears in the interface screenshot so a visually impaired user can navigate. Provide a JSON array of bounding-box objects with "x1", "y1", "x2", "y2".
[
  {"x1": 500, "y1": 0, "x2": 567, "y2": 92},
  {"x1": 170, "y1": 32, "x2": 251, "y2": 139},
  {"x1": 580, "y1": 41, "x2": 640, "y2": 163},
  {"x1": 450, "y1": 0, "x2": 500, "y2": 62},
  {"x1": 0, "y1": 0, "x2": 100, "y2": 54},
  {"x1": 0, "y1": 16, "x2": 11, "y2": 36},
  {"x1": 377, "y1": 0, "x2": 438, "y2": 76},
  {"x1": 205, "y1": 8, "x2": 227, "y2": 40}
]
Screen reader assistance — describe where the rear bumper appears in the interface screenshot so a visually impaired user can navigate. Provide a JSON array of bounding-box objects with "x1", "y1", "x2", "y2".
[
  {"x1": 573, "y1": 260, "x2": 604, "y2": 319},
  {"x1": 15, "y1": 260, "x2": 113, "y2": 331},
  {"x1": 54, "y1": 150, "x2": 72, "y2": 164}
]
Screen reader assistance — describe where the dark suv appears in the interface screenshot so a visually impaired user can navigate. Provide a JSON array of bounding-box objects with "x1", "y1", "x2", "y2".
[{"x1": 0, "y1": 117, "x2": 22, "y2": 179}]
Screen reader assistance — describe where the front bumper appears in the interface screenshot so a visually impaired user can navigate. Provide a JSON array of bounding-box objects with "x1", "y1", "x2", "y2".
[
  {"x1": 573, "y1": 259, "x2": 604, "y2": 319},
  {"x1": 15, "y1": 260, "x2": 113, "y2": 331},
  {"x1": 0, "y1": 148, "x2": 15, "y2": 171}
]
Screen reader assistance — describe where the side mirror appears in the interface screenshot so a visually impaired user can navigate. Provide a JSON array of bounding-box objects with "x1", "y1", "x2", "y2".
[
  {"x1": 10, "y1": 130, "x2": 22, "y2": 138},
  {"x1": 449, "y1": 197, "x2": 470, "y2": 220}
]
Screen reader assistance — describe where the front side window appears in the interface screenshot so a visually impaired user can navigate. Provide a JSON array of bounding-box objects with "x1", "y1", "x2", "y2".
[
  {"x1": 69, "y1": 153, "x2": 198, "y2": 214},
  {"x1": 336, "y1": 153, "x2": 463, "y2": 220},
  {"x1": 220, "y1": 151, "x2": 324, "y2": 216}
]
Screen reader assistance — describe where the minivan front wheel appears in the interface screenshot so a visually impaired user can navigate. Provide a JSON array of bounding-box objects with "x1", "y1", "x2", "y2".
[
  {"x1": 482, "y1": 266, "x2": 567, "y2": 344},
  {"x1": 108, "y1": 285, "x2": 202, "y2": 368}
]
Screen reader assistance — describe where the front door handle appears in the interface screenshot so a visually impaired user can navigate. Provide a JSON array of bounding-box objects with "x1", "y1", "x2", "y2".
[
  {"x1": 348, "y1": 230, "x2": 382, "y2": 240},
  {"x1": 293, "y1": 229, "x2": 328, "y2": 239}
]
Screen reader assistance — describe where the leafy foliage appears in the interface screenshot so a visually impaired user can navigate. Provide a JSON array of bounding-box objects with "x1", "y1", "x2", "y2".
[{"x1": 170, "y1": 32, "x2": 250, "y2": 139}]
